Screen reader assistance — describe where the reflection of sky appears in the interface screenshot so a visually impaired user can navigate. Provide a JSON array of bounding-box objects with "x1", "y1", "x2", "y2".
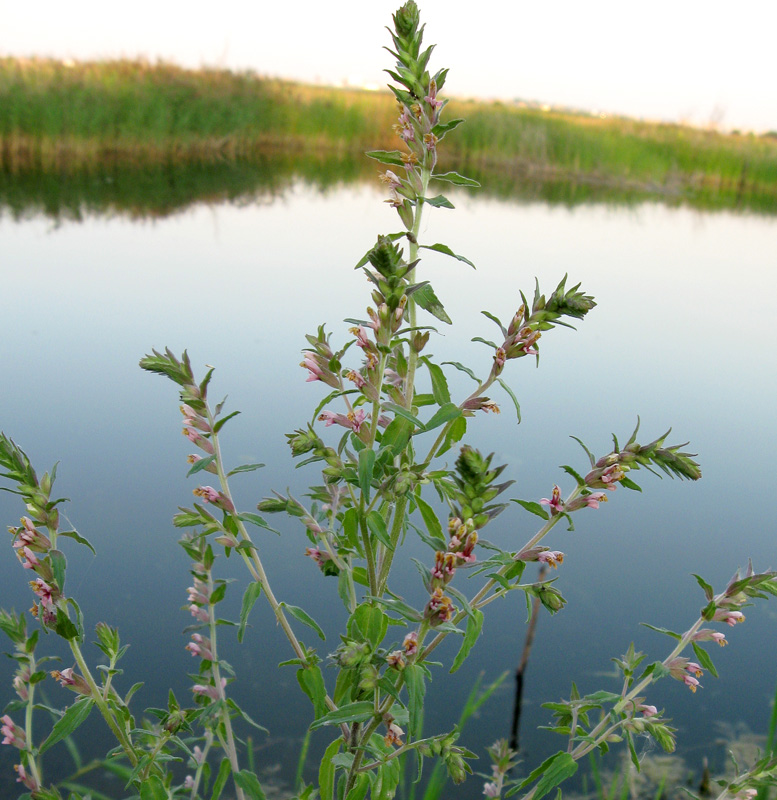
[
  {"x1": 1, "y1": 189, "x2": 776, "y2": 793},
  {"x1": 2, "y1": 0, "x2": 776, "y2": 131}
]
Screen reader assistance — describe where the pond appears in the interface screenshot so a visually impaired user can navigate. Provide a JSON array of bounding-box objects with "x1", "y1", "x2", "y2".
[{"x1": 1, "y1": 170, "x2": 775, "y2": 798}]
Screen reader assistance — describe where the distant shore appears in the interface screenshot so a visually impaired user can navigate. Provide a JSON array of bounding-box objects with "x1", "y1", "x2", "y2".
[{"x1": 1, "y1": 58, "x2": 776, "y2": 213}]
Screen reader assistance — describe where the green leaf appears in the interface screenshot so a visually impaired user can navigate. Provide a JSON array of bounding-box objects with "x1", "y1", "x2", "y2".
[
  {"x1": 496, "y1": 378, "x2": 521, "y2": 423},
  {"x1": 431, "y1": 118, "x2": 465, "y2": 138},
  {"x1": 358, "y1": 449, "x2": 376, "y2": 501},
  {"x1": 345, "y1": 774, "x2": 371, "y2": 800},
  {"x1": 691, "y1": 642, "x2": 719, "y2": 678},
  {"x1": 139, "y1": 775, "x2": 168, "y2": 800},
  {"x1": 382, "y1": 403, "x2": 424, "y2": 429},
  {"x1": 692, "y1": 574, "x2": 715, "y2": 601},
  {"x1": 450, "y1": 608, "x2": 484, "y2": 673},
  {"x1": 366, "y1": 511, "x2": 394, "y2": 551},
  {"x1": 424, "y1": 194, "x2": 454, "y2": 209},
  {"x1": 319, "y1": 738, "x2": 342, "y2": 800},
  {"x1": 420, "y1": 243, "x2": 475, "y2": 269},
  {"x1": 425, "y1": 403, "x2": 462, "y2": 431},
  {"x1": 57, "y1": 529, "x2": 96, "y2": 555},
  {"x1": 55, "y1": 608, "x2": 80, "y2": 641},
  {"x1": 433, "y1": 170, "x2": 480, "y2": 187},
  {"x1": 437, "y1": 414, "x2": 467, "y2": 457},
  {"x1": 39, "y1": 698, "x2": 93, "y2": 755},
  {"x1": 619, "y1": 476, "x2": 642, "y2": 492},
  {"x1": 404, "y1": 664, "x2": 426, "y2": 738},
  {"x1": 349, "y1": 603, "x2": 389, "y2": 648},
  {"x1": 234, "y1": 771, "x2": 267, "y2": 800},
  {"x1": 640, "y1": 623, "x2": 682, "y2": 640},
  {"x1": 379, "y1": 415, "x2": 414, "y2": 456},
  {"x1": 423, "y1": 359, "x2": 451, "y2": 405},
  {"x1": 187, "y1": 454, "x2": 216, "y2": 476},
  {"x1": 560, "y1": 465, "x2": 586, "y2": 486},
  {"x1": 50, "y1": 549, "x2": 67, "y2": 594},
  {"x1": 213, "y1": 410, "x2": 241, "y2": 433},
  {"x1": 414, "y1": 494, "x2": 446, "y2": 547},
  {"x1": 297, "y1": 666, "x2": 328, "y2": 719},
  {"x1": 238, "y1": 512, "x2": 278, "y2": 534},
  {"x1": 511, "y1": 499, "x2": 550, "y2": 520},
  {"x1": 518, "y1": 751, "x2": 578, "y2": 799},
  {"x1": 227, "y1": 463, "x2": 266, "y2": 476},
  {"x1": 411, "y1": 283, "x2": 451, "y2": 324},
  {"x1": 309, "y1": 701, "x2": 375, "y2": 730},
  {"x1": 365, "y1": 149, "x2": 406, "y2": 167},
  {"x1": 238, "y1": 582, "x2": 262, "y2": 643},
  {"x1": 210, "y1": 758, "x2": 232, "y2": 800},
  {"x1": 441, "y1": 360, "x2": 479, "y2": 382},
  {"x1": 281, "y1": 603, "x2": 326, "y2": 641}
]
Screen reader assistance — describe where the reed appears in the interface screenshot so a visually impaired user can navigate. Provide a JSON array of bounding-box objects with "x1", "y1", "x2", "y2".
[{"x1": 1, "y1": 57, "x2": 776, "y2": 211}]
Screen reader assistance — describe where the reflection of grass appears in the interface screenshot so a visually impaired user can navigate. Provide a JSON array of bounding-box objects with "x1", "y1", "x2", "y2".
[{"x1": 2, "y1": 58, "x2": 777, "y2": 214}]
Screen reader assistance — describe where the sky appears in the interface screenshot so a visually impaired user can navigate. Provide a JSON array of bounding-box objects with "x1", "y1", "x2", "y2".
[{"x1": 2, "y1": 0, "x2": 776, "y2": 133}]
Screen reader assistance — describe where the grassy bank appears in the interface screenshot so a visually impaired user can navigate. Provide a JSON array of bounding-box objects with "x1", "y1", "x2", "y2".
[{"x1": 1, "y1": 57, "x2": 776, "y2": 212}]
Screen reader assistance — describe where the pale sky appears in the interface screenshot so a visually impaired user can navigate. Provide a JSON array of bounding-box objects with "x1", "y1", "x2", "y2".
[{"x1": 2, "y1": 0, "x2": 776, "y2": 132}]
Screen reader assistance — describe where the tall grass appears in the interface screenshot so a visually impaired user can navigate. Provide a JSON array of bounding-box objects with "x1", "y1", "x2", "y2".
[{"x1": 1, "y1": 57, "x2": 776, "y2": 212}]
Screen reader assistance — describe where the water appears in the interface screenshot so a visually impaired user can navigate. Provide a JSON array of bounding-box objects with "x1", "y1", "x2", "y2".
[{"x1": 1, "y1": 177, "x2": 776, "y2": 797}]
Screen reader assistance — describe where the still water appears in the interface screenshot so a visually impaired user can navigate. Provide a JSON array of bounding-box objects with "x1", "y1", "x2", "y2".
[{"x1": 1, "y1": 178, "x2": 776, "y2": 796}]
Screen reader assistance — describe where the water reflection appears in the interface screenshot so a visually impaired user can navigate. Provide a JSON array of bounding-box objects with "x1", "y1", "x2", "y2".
[
  {"x1": 2, "y1": 149, "x2": 776, "y2": 222},
  {"x1": 0, "y1": 185, "x2": 775, "y2": 797}
]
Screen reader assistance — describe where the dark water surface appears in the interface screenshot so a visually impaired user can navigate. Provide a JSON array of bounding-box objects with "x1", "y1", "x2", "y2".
[{"x1": 1, "y1": 177, "x2": 776, "y2": 797}]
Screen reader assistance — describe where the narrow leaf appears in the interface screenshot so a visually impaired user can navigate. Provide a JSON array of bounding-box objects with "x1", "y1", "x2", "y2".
[
  {"x1": 39, "y1": 698, "x2": 93, "y2": 755},
  {"x1": 238, "y1": 582, "x2": 262, "y2": 643},
  {"x1": 420, "y1": 243, "x2": 475, "y2": 269},
  {"x1": 358, "y1": 449, "x2": 376, "y2": 500},
  {"x1": 366, "y1": 511, "x2": 394, "y2": 551},
  {"x1": 433, "y1": 170, "x2": 480, "y2": 187},
  {"x1": 309, "y1": 701, "x2": 375, "y2": 730},
  {"x1": 281, "y1": 603, "x2": 326, "y2": 641},
  {"x1": 450, "y1": 608, "x2": 484, "y2": 673}
]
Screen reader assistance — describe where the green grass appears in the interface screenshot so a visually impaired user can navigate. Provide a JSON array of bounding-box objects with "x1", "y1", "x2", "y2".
[{"x1": 1, "y1": 57, "x2": 776, "y2": 213}]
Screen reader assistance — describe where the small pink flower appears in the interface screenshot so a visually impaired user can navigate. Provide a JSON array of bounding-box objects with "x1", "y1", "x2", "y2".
[
  {"x1": 51, "y1": 668, "x2": 91, "y2": 695},
  {"x1": 12, "y1": 675, "x2": 28, "y2": 702},
  {"x1": 347, "y1": 370, "x2": 367, "y2": 389},
  {"x1": 192, "y1": 745, "x2": 205, "y2": 764},
  {"x1": 14, "y1": 763, "x2": 38, "y2": 792},
  {"x1": 188, "y1": 578, "x2": 210, "y2": 605},
  {"x1": 493, "y1": 347, "x2": 506, "y2": 369},
  {"x1": 1, "y1": 715, "x2": 26, "y2": 748},
  {"x1": 483, "y1": 782, "x2": 500, "y2": 798},
  {"x1": 540, "y1": 486, "x2": 564, "y2": 515},
  {"x1": 683, "y1": 674, "x2": 701, "y2": 692},
  {"x1": 192, "y1": 678, "x2": 226, "y2": 701},
  {"x1": 29, "y1": 578, "x2": 56, "y2": 610},
  {"x1": 386, "y1": 650, "x2": 406, "y2": 669},
  {"x1": 538, "y1": 550, "x2": 565, "y2": 569},
  {"x1": 186, "y1": 633, "x2": 214, "y2": 661},
  {"x1": 347, "y1": 409, "x2": 367, "y2": 433},
  {"x1": 714, "y1": 609, "x2": 745, "y2": 626},
  {"x1": 189, "y1": 604, "x2": 209, "y2": 623},
  {"x1": 384, "y1": 721, "x2": 404, "y2": 747},
  {"x1": 184, "y1": 775, "x2": 195, "y2": 789},
  {"x1": 585, "y1": 492, "x2": 608, "y2": 508},
  {"x1": 193, "y1": 485, "x2": 220, "y2": 503},
  {"x1": 639, "y1": 704, "x2": 658, "y2": 718},
  {"x1": 685, "y1": 662, "x2": 704, "y2": 678},
  {"x1": 183, "y1": 428, "x2": 214, "y2": 454},
  {"x1": 692, "y1": 629, "x2": 728, "y2": 646},
  {"x1": 20, "y1": 546, "x2": 40, "y2": 570},
  {"x1": 403, "y1": 631, "x2": 418, "y2": 656}
]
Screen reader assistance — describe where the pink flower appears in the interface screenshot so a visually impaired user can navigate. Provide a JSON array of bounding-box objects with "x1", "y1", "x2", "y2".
[
  {"x1": 193, "y1": 485, "x2": 220, "y2": 503},
  {"x1": 184, "y1": 776, "x2": 195, "y2": 789},
  {"x1": 29, "y1": 578, "x2": 56, "y2": 610},
  {"x1": 186, "y1": 633, "x2": 214, "y2": 661},
  {"x1": 13, "y1": 675, "x2": 28, "y2": 702},
  {"x1": 403, "y1": 631, "x2": 418, "y2": 656},
  {"x1": 192, "y1": 678, "x2": 226, "y2": 701},
  {"x1": 187, "y1": 579, "x2": 210, "y2": 605},
  {"x1": 714, "y1": 609, "x2": 745, "y2": 626},
  {"x1": 585, "y1": 492, "x2": 607, "y2": 509},
  {"x1": 1, "y1": 715, "x2": 25, "y2": 748},
  {"x1": 683, "y1": 674, "x2": 701, "y2": 692},
  {"x1": 538, "y1": 550, "x2": 565, "y2": 569},
  {"x1": 639, "y1": 704, "x2": 658, "y2": 718},
  {"x1": 692, "y1": 629, "x2": 728, "y2": 646},
  {"x1": 51, "y1": 668, "x2": 91, "y2": 695},
  {"x1": 347, "y1": 370, "x2": 367, "y2": 389},
  {"x1": 14, "y1": 764, "x2": 38, "y2": 792},
  {"x1": 540, "y1": 485, "x2": 564, "y2": 515},
  {"x1": 189, "y1": 604, "x2": 209, "y2": 623},
  {"x1": 686, "y1": 662, "x2": 704, "y2": 677},
  {"x1": 483, "y1": 782, "x2": 500, "y2": 798},
  {"x1": 384, "y1": 721, "x2": 404, "y2": 747},
  {"x1": 183, "y1": 427, "x2": 214, "y2": 454},
  {"x1": 20, "y1": 546, "x2": 40, "y2": 570}
]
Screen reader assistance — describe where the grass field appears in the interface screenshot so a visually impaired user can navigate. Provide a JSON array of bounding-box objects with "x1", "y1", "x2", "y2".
[{"x1": 1, "y1": 58, "x2": 776, "y2": 213}]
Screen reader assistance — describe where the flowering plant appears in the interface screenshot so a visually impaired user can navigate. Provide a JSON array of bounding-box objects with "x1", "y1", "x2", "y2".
[{"x1": 1, "y1": 4, "x2": 776, "y2": 800}]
